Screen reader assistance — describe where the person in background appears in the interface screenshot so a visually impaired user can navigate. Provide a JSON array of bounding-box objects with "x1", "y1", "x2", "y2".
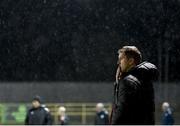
[
  {"x1": 58, "y1": 106, "x2": 69, "y2": 125},
  {"x1": 25, "y1": 95, "x2": 53, "y2": 125},
  {"x1": 161, "y1": 102, "x2": 174, "y2": 125},
  {"x1": 94, "y1": 103, "x2": 109, "y2": 125}
]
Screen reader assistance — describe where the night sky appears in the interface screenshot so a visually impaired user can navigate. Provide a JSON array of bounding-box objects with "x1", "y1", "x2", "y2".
[{"x1": 0, "y1": 0, "x2": 180, "y2": 82}]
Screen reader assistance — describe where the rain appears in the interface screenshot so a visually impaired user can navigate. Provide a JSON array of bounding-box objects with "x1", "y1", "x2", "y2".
[{"x1": 0, "y1": 0, "x2": 180, "y2": 125}]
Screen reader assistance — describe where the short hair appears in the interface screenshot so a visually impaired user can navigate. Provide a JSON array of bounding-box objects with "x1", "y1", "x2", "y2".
[
  {"x1": 96, "y1": 103, "x2": 104, "y2": 109},
  {"x1": 162, "y1": 102, "x2": 170, "y2": 108},
  {"x1": 118, "y1": 46, "x2": 142, "y2": 65},
  {"x1": 59, "y1": 106, "x2": 66, "y2": 112}
]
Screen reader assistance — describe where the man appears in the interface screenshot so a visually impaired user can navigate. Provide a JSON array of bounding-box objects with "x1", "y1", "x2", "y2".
[
  {"x1": 58, "y1": 106, "x2": 69, "y2": 125},
  {"x1": 111, "y1": 46, "x2": 158, "y2": 125},
  {"x1": 25, "y1": 95, "x2": 53, "y2": 125},
  {"x1": 161, "y1": 102, "x2": 174, "y2": 125},
  {"x1": 94, "y1": 103, "x2": 109, "y2": 125}
]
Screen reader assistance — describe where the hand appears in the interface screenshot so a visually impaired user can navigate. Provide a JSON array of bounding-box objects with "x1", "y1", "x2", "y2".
[{"x1": 116, "y1": 66, "x2": 121, "y2": 83}]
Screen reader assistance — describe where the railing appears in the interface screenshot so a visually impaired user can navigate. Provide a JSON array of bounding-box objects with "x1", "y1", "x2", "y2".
[{"x1": 0, "y1": 103, "x2": 112, "y2": 125}]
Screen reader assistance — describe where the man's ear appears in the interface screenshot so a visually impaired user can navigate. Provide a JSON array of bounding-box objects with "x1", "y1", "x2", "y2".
[{"x1": 129, "y1": 58, "x2": 135, "y2": 66}]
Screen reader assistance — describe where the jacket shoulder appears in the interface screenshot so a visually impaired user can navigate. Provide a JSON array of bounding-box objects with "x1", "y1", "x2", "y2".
[
  {"x1": 123, "y1": 75, "x2": 141, "y2": 88},
  {"x1": 28, "y1": 108, "x2": 34, "y2": 112}
]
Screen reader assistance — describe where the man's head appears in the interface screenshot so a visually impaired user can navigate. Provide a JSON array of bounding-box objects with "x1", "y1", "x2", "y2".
[
  {"x1": 32, "y1": 95, "x2": 41, "y2": 108},
  {"x1": 96, "y1": 103, "x2": 104, "y2": 113},
  {"x1": 162, "y1": 102, "x2": 170, "y2": 112},
  {"x1": 117, "y1": 46, "x2": 142, "y2": 73},
  {"x1": 58, "y1": 106, "x2": 66, "y2": 116}
]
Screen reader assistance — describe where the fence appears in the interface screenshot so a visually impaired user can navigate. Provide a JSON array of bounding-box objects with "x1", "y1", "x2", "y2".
[
  {"x1": 0, "y1": 82, "x2": 180, "y2": 124},
  {"x1": 0, "y1": 103, "x2": 112, "y2": 125}
]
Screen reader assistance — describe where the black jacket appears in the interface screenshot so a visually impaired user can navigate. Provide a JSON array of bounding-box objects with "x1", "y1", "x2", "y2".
[
  {"x1": 94, "y1": 110, "x2": 109, "y2": 125},
  {"x1": 25, "y1": 106, "x2": 53, "y2": 125},
  {"x1": 111, "y1": 61, "x2": 158, "y2": 125}
]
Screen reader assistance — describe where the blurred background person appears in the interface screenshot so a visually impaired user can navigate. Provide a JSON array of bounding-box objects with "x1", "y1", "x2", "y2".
[
  {"x1": 161, "y1": 102, "x2": 174, "y2": 125},
  {"x1": 58, "y1": 106, "x2": 69, "y2": 125},
  {"x1": 94, "y1": 103, "x2": 109, "y2": 125},
  {"x1": 25, "y1": 95, "x2": 53, "y2": 125}
]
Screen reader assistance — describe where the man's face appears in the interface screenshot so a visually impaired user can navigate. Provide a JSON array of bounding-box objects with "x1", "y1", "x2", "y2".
[
  {"x1": 162, "y1": 104, "x2": 169, "y2": 112},
  {"x1": 32, "y1": 100, "x2": 40, "y2": 108},
  {"x1": 118, "y1": 52, "x2": 131, "y2": 73},
  {"x1": 96, "y1": 106, "x2": 102, "y2": 113}
]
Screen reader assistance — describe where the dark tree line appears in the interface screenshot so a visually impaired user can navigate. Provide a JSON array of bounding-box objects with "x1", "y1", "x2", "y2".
[{"x1": 0, "y1": 0, "x2": 179, "y2": 82}]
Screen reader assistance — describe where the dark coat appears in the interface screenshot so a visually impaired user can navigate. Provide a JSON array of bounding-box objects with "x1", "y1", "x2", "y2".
[
  {"x1": 161, "y1": 108, "x2": 174, "y2": 125},
  {"x1": 94, "y1": 110, "x2": 109, "y2": 125},
  {"x1": 25, "y1": 106, "x2": 53, "y2": 125},
  {"x1": 111, "y1": 61, "x2": 158, "y2": 125}
]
